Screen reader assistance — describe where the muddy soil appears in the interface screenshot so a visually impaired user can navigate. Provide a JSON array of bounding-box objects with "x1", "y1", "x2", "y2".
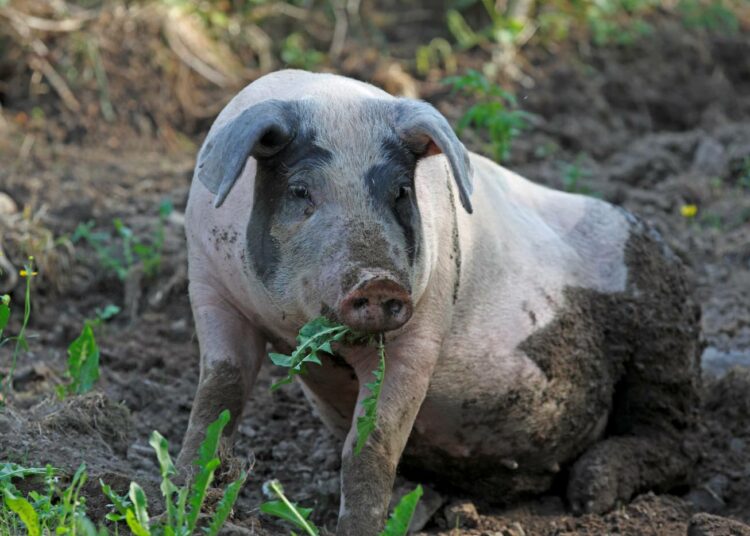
[{"x1": 1, "y1": 15, "x2": 750, "y2": 536}]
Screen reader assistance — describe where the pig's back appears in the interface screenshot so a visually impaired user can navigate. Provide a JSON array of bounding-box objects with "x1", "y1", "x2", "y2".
[
  {"x1": 449, "y1": 153, "x2": 632, "y2": 359},
  {"x1": 209, "y1": 70, "x2": 393, "y2": 135}
]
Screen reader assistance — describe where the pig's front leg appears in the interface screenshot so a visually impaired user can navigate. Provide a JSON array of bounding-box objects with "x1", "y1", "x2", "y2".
[
  {"x1": 177, "y1": 282, "x2": 265, "y2": 472},
  {"x1": 336, "y1": 338, "x2": 439, "y2": 536}
]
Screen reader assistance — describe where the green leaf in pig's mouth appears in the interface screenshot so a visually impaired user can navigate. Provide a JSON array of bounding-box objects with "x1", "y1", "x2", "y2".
[{"x1": 268, "y1": 316, "x2": 385, "y2": 455}]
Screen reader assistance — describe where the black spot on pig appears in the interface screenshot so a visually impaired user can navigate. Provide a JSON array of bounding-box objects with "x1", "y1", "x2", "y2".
[
  {"x1": 363, "y1": 137, "x2": 421, "y2": 266},
  {"x1": 246, "y1": 127, "x2": 333, "y2": 283}
]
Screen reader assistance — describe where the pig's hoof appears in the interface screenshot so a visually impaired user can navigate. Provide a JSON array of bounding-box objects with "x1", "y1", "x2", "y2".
[{"x1": 567, "y1": 450, "x2": 622, "y2": 515}]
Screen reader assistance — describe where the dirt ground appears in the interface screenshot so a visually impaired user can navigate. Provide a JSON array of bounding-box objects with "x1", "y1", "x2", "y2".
[{"x1": 1, "y1": 8, "x2": 750, "y2": 536}]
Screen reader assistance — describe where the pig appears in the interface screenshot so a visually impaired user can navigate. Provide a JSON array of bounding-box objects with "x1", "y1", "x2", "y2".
[{"x1": 178, "y1": 69, "x2": 701, "y2": 535}]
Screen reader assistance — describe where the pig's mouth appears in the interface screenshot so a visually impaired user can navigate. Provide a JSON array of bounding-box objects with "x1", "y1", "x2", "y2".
[{"x1": 335, "y1": 277, "x2": 413, "y2": 334}]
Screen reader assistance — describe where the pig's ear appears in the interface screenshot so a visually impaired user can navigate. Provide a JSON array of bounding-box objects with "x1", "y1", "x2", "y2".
[
  {"x1": 195, "y1": 100, "x2": 299, "y2": 208},
  {"x1": 393, "y1": 99, "x2": 474, "y2": 214}
]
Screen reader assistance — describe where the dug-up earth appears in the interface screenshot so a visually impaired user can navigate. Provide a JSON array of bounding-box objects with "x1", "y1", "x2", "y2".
[{"x1": 1, "y1": 17, "x2": 750, "y2": 536}]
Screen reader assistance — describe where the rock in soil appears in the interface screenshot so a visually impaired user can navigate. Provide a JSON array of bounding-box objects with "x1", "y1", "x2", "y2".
[
  {"x1": 687, "y1": 513, "x2": 750, "y2": 536},
  {"x1": 444, "y1": 500, "x2": 480, "y2": 529}
]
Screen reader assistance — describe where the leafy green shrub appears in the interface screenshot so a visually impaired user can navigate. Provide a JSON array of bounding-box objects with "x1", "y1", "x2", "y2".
[
  {"x1": 446, "y1": 0, "x2": 527, "y2": 50},
  {"x1": 72, "y1": 200, "x2": 173, "y2": 281},
  {"x1": 281, "y1": 33, "x2": 325, "y2": 70},
  {"x1": 678, "y1": 0, "x2": 739, "y2": 32},
  {"x1": 583, "y1": 0, "x2": 658, "y2": 45},
  {"x1": 444, "y1": 70, "x2": 530, "y2": 162},
  {"x1": 1, "y1": 463, "x2": 91, "y2": 536},
  {"x1": 1, "y1": 411, "x2": 246, "y2": 535},
  {"x1": 103, "y1": 409, "x2": 247, "y2": 536}
]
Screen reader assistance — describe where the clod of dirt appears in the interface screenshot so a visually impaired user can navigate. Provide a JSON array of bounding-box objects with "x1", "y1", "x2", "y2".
[
  {"x1": 217, "y1": 518, "x2": 269, "y2": 536},
  {"x1": 687, "y1": 513, "x2": 750, "y2": 536},
  {"x1": 0, "y1": 406, "x2": 24, "y2": 434},
  {"x1": 35, "y1": 391, "x2": 134, "y2": 456},
  {"x1": 444, "y1": 500, "x2": 481, "y2": 529},
  {"x1": 691, "y1": 137, "x2": 728, "y2": 177},
  {"x1": 606, "y1": 131, "x2": 698, "y2": 187},
  {"x1": 500, "y1": 523, "x2": 527, "y2": 536}
]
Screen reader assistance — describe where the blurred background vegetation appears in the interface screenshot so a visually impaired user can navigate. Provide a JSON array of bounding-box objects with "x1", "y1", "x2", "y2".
[{"x1": 0, "y1": 0, "x2": 747, "y2": 150}]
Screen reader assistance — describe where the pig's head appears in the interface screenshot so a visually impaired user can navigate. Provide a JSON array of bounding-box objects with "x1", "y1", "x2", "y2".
[{"x1": 195, "y1": 97, "x2": 472, "y2": 333}]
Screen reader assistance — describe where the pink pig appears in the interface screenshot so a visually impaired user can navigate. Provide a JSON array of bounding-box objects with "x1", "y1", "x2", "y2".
[{"x1": 179, "y1": 70, "x2": 701, "y2": 535}]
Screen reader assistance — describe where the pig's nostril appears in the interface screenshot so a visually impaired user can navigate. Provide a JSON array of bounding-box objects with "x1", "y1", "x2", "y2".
[
  {"x1": 339, "y1": 278, "x2": 413, "y2": 332},
  {"x1": 353, "y1": 297, "x2": 369, "y2": 309},
  {"x1": 384, "y1": 299, "x2": 403, "y2": 317}
]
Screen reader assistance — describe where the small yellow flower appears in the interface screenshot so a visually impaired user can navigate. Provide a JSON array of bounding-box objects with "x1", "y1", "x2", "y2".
[
  {"x1": 19, "y1": 269, "x2": 38, "y2": 278},
  {"x1": 680, "y1": 204, "x2": 698, "y2": 218}
]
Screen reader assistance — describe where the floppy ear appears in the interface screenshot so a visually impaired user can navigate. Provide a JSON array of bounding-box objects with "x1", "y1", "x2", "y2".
[
  {"x1": 195, "y1": 99, "x2": 299, "y2": 208},
  {"x1": 393, "y1": 99, "x2": 474, "y2": 213}
]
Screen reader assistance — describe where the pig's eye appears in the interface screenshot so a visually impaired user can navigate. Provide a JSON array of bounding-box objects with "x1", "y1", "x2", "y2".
[
  {"x1": 289, "y1": 184, "x2": 311, "y2": 200},
  {"x1": 396, "y1": 185, "x2": 412, "y2": 201}
]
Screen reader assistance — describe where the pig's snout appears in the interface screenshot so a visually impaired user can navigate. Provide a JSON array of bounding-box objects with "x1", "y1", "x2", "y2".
[{"x1": 338, "y1": 278, "x2": 413, "y2": 333}]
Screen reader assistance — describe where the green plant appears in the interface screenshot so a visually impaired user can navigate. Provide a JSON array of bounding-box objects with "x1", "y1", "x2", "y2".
[
  {"x1": 529, "y1": 0, "x2": 702, "y2": 47},
  {"x1": 0, "y1": 257, "x2": 36, "y2": 400},
  {"x1": 60, "y1": 324, "x2": 100, "y2": 398},
  {"x1": 415, "y1": 38, "x2": 457, "y2": 76},
  {"x1": 379, "y1": 485, "x2": 423, "y2": 536},
  {"x1": 678, "y1": 0, "x2": 739, "y2": 32},
  {"x1": 355, "y1": 339, "x2": 385, "y2": 455},
  {"x1": 268, "y1": 317, "x2": 385, "y2": 454},
  {"x1": 268, "y1": 317, "x2": 352, "y2": 390},
  {"x1": 72, "y1": 200, "x2": 173, "y2": 281},
  {"x1": 584, "y1": 0, "x2": 657, "y2": 45},
  {"x1": 561, "y1": 156, "x2": 595, "y2": 195},
  {"x1": 260, "y1": 479, "x2": 319, "y2": 536},
  {"x1": 260, "y1": 479, "x2": 423, "y2": 536},
  {"x1": 103, "y1": 409, "x2": 247, "y2": 536},
  {"x1": 446, "y1": 0, "x2": 527, "y2": 50},
  {"x1": 1, "y1": 463, "x2": 92, "y2": 536},
  {"x1": 57, "y1": 305, "x2": 120, "y2": 398},
  {"x1": 1, "y1": 463, "x2": 48, "y2": 536},
  {"x1": 281, "y1": 33, "x2": 325, "y2": 70},
  {"x1": 445, "y1": 70, "x2": 529, "y2": 161},
  {"x1": 1, "y1": 412, "x2": 245, "y2": 535},
  {"x1": 0, "y1": 295, "x2": 10, "y2": 344}
]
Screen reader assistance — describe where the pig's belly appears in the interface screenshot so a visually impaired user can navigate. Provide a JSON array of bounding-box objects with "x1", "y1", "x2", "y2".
[
  {"x1": 298, "y1": 346, "x2": 614, "y2": 502},
  {"x1": 400, "y1": 350, "x2": 612, "y2": 500}
]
